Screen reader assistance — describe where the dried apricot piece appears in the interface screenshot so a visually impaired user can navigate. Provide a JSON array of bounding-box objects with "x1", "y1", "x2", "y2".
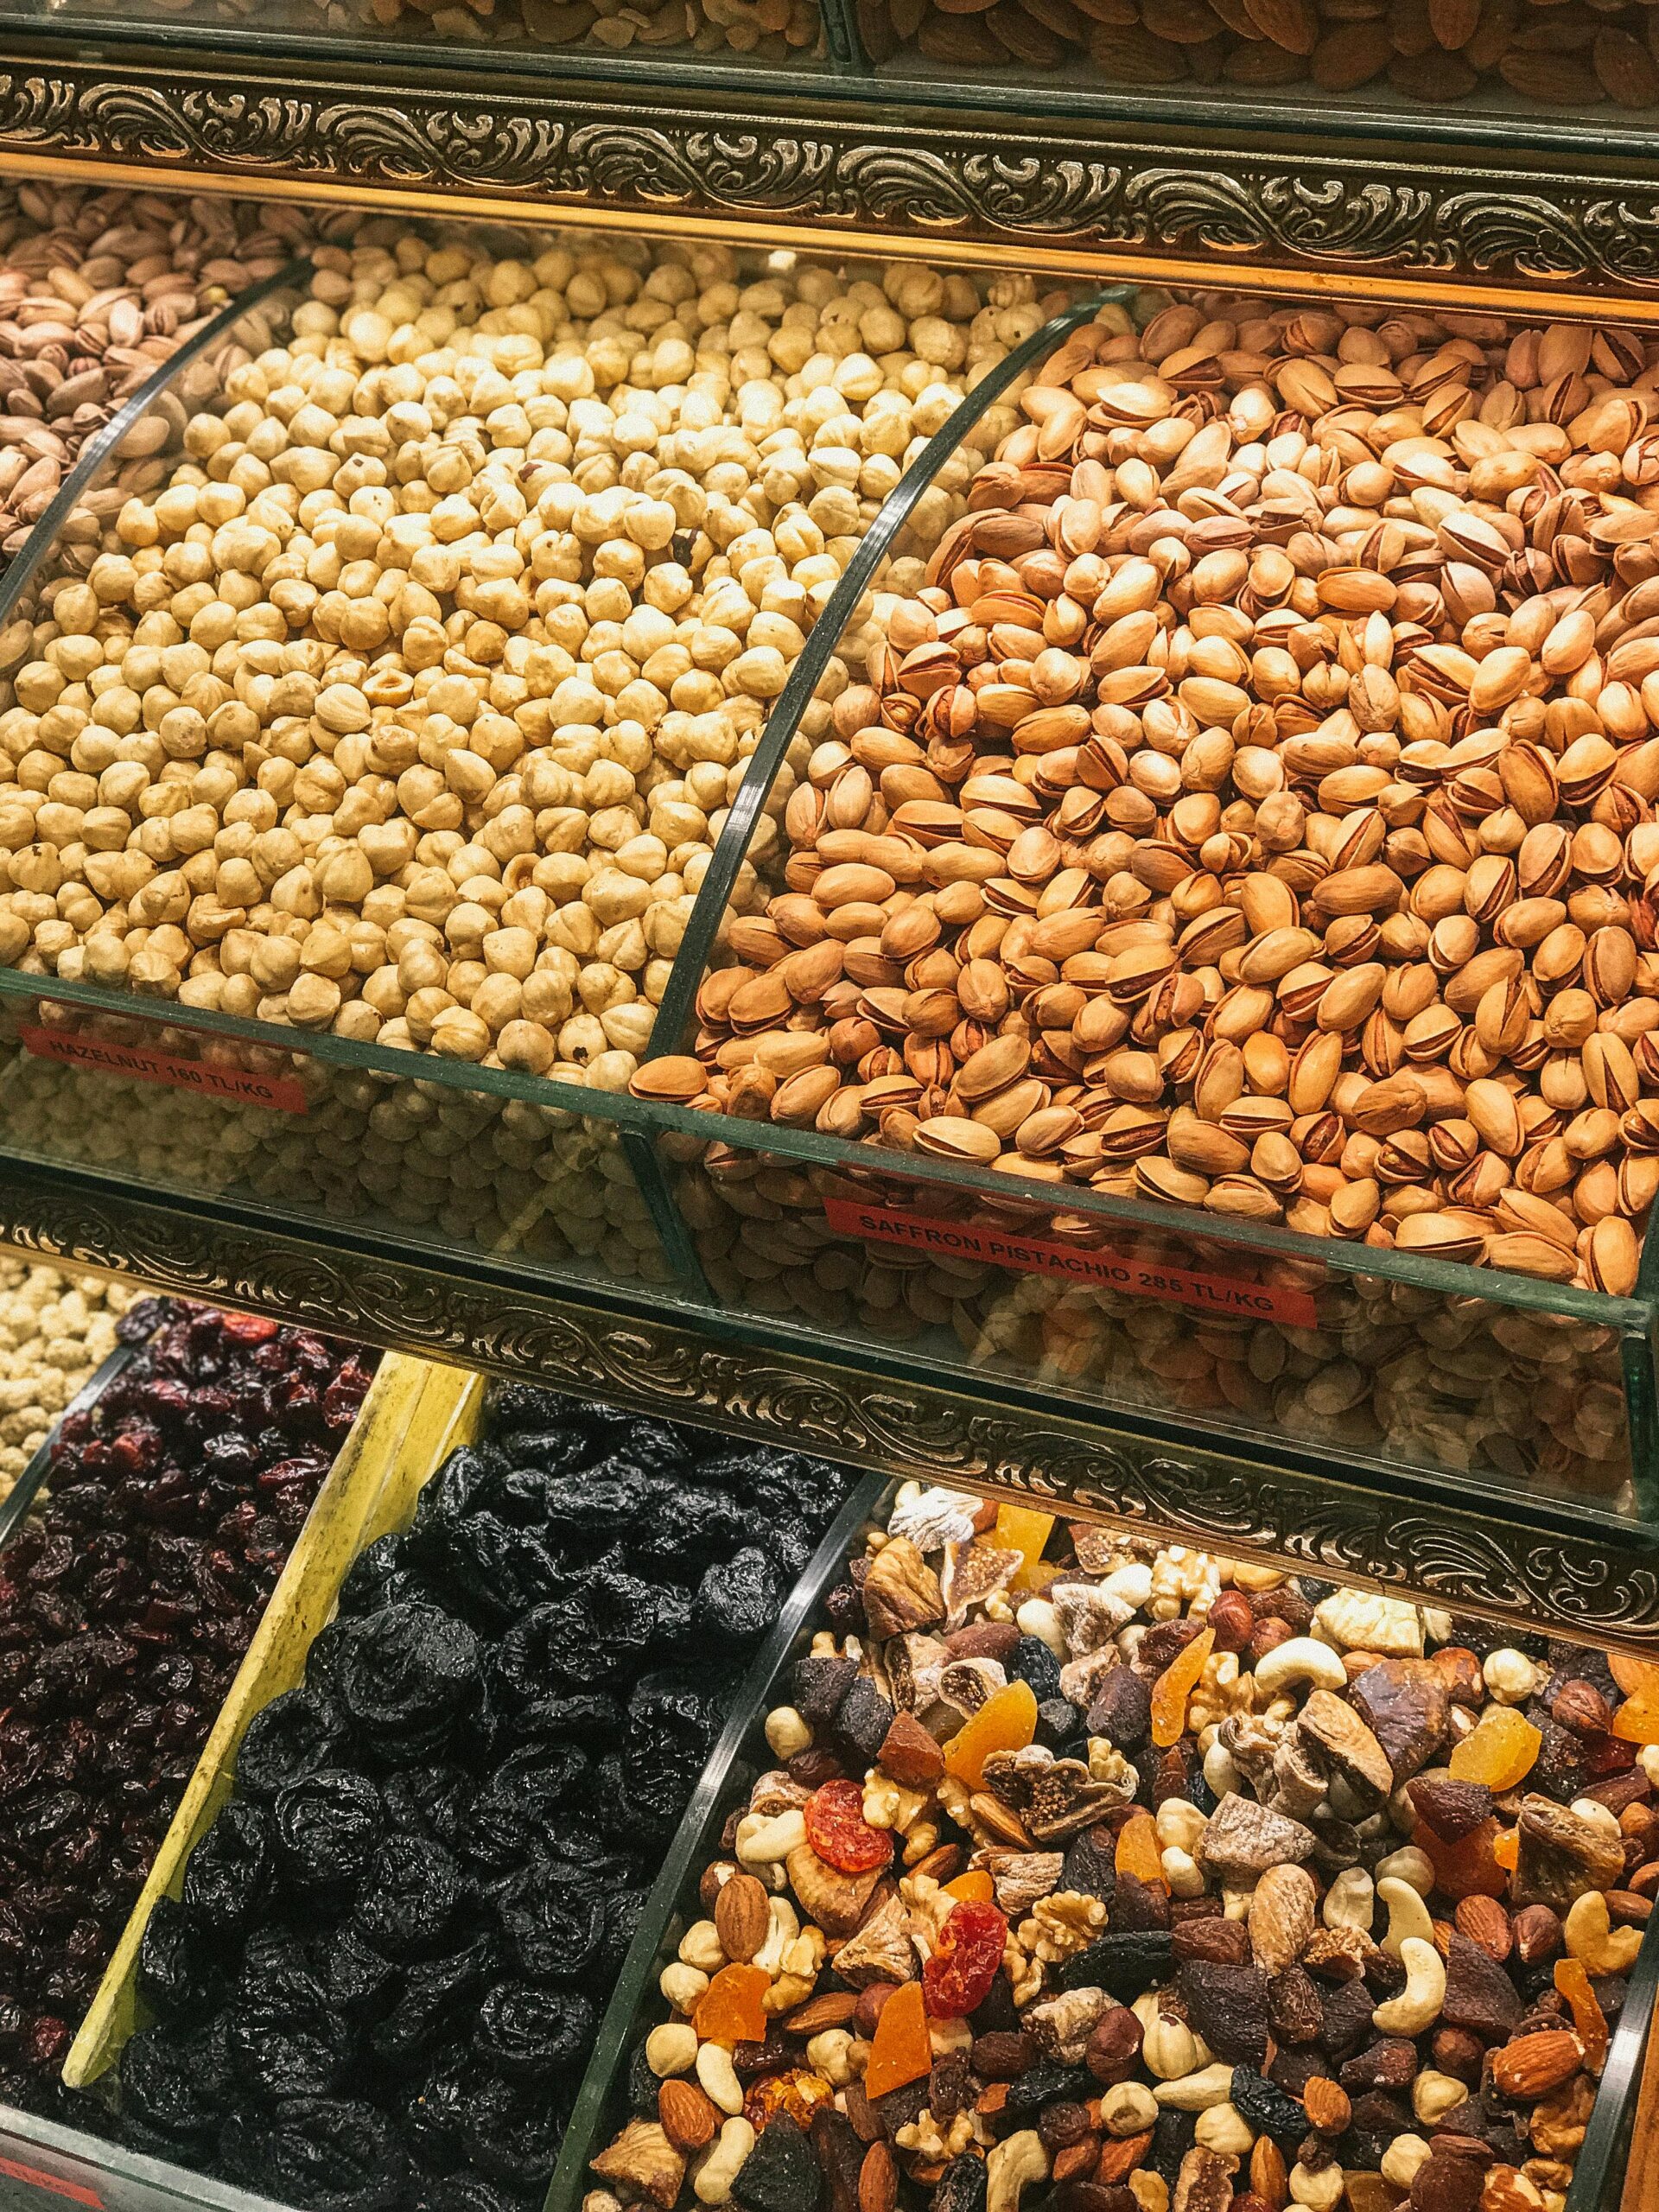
[
  {"x1": 1554, "y1": 1955, "x2": 1609, "y2": 2075},
  {"x1": 1115, "y1": 1808, "x2": 1166, "y2": 1891},
  {"x1": 1612, "y1": 1688, "x2": 1659, "y2": 1745},
  {"x1": 943, "y1": 1679, "x2": 1038, "y2": 1789},
  {"x1": 865, "y1": 1978, "x2": 931, "y2": 2098},
  {"x1": 994, "y1": 1503, "x2": 1057, "y2": 1592},
  {"x1": 1448, "y1": 1706, "x2": 1541, "y2": 1790},
  {"x1": 944, "y1": 1870, "x2": 995, "y2": 1905},
  {"x1": 1416, "y1": 1815, "x2": 1508, "y2": 1900},
  {"x1": 804, "y1": 1780, "x2": 894, "y2": 1875},
  {"x1": 1492, "y1": 1827, "x2": 1518, "y2": 1872},
  {"x1": 1150, "y1": 1626, "x2": 1215, "y2": 1750},
  {"x1": 694, "y1": 1962, "x2": 769, "y2": 2045}
]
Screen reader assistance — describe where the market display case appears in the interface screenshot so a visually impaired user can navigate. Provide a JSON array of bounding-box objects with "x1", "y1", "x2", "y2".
[{"x1": 0, "y1": 0, "x2": 1650, "y2": 2184}]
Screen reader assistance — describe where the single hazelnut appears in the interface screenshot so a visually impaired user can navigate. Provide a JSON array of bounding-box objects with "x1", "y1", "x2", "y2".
[
  {"x1": 1206, "y1": 1588, "x2": 1255, "y2": 1654},
  {"x1": 1084, "y1": 2008, "x2": 1144, "y2": 2084}
]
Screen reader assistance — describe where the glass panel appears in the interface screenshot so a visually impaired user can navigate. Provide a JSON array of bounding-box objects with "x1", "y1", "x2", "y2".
[
  {"x1": 0, "y1": 987, "x2": 679, "y2": 1290},
  {"x1": 661, "y1": 1120, "x2": 1643, "y2": 1510},
  {"x1": 0, "y1": 0, "x2": 836, "y2": 73}
]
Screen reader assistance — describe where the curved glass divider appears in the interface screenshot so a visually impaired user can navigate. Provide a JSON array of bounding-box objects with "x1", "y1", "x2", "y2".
[
  {"x1": 0, "y1": 1339, "x2": 132, "y2": 1551},
  {"x1": 1568, "y1": 1904, "x2": 1659, "y2": 2212},
  {"x1": 549, "y1": 1468, "x2": 893, "y2": 2212},
  {"x1": 0, "y1": 260, "x2": 315, "y2": 638},
  {"x1": 647, "y1": 282, "x2": 1138, "y2": 1065}
]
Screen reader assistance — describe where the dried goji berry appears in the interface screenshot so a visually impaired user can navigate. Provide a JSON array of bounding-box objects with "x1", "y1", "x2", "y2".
[
  {"x1": 923, "y1": 1899, "x2": 1008, "y2": 2018},
  {"x1": 804, "y1": 1778, "x2": 893, "y2": 1876}
]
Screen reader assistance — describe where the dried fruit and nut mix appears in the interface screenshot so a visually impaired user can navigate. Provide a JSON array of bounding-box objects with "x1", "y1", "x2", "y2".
[
  {"x1": 0, "y1": 1001, "x2": 673, "y2": 1281},
  {"x1": 646, "y1": 293, "x2": 1659, "y2": 1500},
  {"x1": 855, "y1": 0, "x2": 1659, "y2": 115},
  {"x1": 0, "y1": 1258, "x2": 134, "y2": 1494},
  {"x1": 588, "y1": 1484, "x2": 1659, "y2": 2212},
  {"x1": 0, "y1": 1298, "x2": 374, "y2": 2116},
  {"x1": 94, "y1": 1382, "x2": 855, "y2": 2211},
  {"x1": 0, "y1": 231, "x2": 1043, "y2": 1090}
]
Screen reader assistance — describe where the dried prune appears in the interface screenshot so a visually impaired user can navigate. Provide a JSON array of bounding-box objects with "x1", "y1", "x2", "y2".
[
  {"x1": 350, "y1": 1836, "x2": 461, "y2": 1961},
  {"x1": 137, "y1": 1895, "x2": 227, "y2": 2022},
  {"x1": 695, "y1": 1548, "x2": 780, "y2": 1643},
  {"x1": 472, "y1": 1982, "x2": 597, "y2": 2082},
  {"x1": 369, "y1": 1937, "x2": 496, "y2": 2068},
  {"x1": 237, "y1": 1687, "x2": 348, "y2": 1800},
  {"x1": 182, "y1": 1802, "x2": 272, "y2": 1936},
  {"x1": 460, "y1": 2075, "x2": 569, "y2": 2193},
  {"x1": 336, "y1": 1536, "x2": 423, "y2": 1619},
  {"x1": 226, "y1": 1960, "x2": 355, "y2": 2101},
  {"x1": 122, "y1": 2017, "x2": 233, "y2": 2142},
  {"x1": 220, "y1": 2095, "x2": 407, "y2": 2212},
  {"x1": 335, "y1": 1605, "x2": 480, "y2": 1766},
  {"x1": 273, "y1": 1771, "x2": 383, "y2": 1897}
]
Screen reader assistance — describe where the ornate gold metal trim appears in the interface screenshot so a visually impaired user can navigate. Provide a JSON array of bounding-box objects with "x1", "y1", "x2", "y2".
[
  {"x1": 0, "y1": 50, "x2": 1657, "y2": 315},
  {"x1": 5, "y1": 1164, "x2": 1658, "y2": 1655}
]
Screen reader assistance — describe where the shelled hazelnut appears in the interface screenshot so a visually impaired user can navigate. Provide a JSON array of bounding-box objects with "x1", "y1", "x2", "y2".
[
  {"x1": 0, "y1": 233, "x2": 1037, "y2": 1093},
  {"x1": 0, "y1": 1256, "x2": 132, "y2": 1491}
]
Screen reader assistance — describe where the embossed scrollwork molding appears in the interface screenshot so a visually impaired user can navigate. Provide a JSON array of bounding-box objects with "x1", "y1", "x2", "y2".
[
  {"x1": 0, "y1": 57, "x2": 1656, "y2": 300},
  {"x1": 4, "y1": 1166, "x2": 1659, "y2": 1651}
]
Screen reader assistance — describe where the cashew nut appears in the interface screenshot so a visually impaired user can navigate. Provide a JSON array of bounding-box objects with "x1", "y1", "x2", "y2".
[
  {"x1": 1565, "y1": 1890, "x2": 1643, "y2": 1974},
  {"x1": 1195, "y1": 2101, "x2": 1255, "y2": 2156},
  {"x1": 1374, "y1": 1845, "x2": 1436, "y2": 1897},
  {"x1": 1152, "y1": 2063, "x2": 1236, "y2": 2111},
  {"x1": 1412, "y1": 2069, "x2": 1469, "y2": 2126},
  {"x1": 645, "y1": 2023, "x2": 697, "y2": 2077},
  {"x1": 985, "y1": 2128, "x2": 1049, "y2": 2212},
  {"x1": 1377, "y1": 1874, "x2": 1435, "y2": 1958},
  {"x1": 1379, "y1": 2136, "x2": 1432, "y2": 2192},
  {"x1": 734, "y1": 1808, "x2": 805, "y2": 1866},
  {"x1": 1252, "y1": 1637, "x2": 1348, "y2": 1696},
  {"x1": 696, "y1": 2042, "x2": 744, "y2": 2112},
  {"x1": 1103, "y1": 1564, "x2": 1154, "y2": 1609},
  {"x1": 1323, "y1": 1866, "x2": 1376, "y2": 1932},
  {"x1": 753, "y1": 1896, "x2": 802, "y2": 1976},
  {"x1": 694, "y1": 2117, "x2": 754, "y2": 2205},
  {"x1": 1371, "y1": 1936, "x2": 1446, "y2": 2035},
  {"x1": 1102, "y1": 2083, "x2": 1160, "y2": 2136}
]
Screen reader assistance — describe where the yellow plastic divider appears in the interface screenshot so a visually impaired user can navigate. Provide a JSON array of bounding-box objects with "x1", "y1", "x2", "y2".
[{"x1": 64, "y1": 1351, "x2": 485, "y2": 2092}]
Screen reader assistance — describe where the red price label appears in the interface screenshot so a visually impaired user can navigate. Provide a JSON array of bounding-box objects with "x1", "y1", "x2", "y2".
[
  {"x1": 0, "y1": 2152, "x2": 103, "y2": 2207},
  {"x1": 20, "y1": 1026, "x2": 308, "y2": 1115},
  {"x1": 823, "y1": 1197, "x2": 1319, "y2": 1327}
]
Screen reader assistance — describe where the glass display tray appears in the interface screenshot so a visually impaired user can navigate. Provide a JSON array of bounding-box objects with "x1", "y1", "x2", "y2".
[
  {"x1": 551, "y1": 1473, "x2": 1659, "y2": 2212},
  {"x1": 2, "y1": 246, "x2": 1656, "y2": 1536}
]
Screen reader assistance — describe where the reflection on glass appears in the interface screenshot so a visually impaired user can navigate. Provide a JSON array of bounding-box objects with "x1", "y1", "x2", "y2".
[
  {"x1": 666, "y1": 1130, "x2": 1637, "y2": 1507},
  {"x1": 0, "y1": 996, "x2": 673, "y2": 1284}
]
